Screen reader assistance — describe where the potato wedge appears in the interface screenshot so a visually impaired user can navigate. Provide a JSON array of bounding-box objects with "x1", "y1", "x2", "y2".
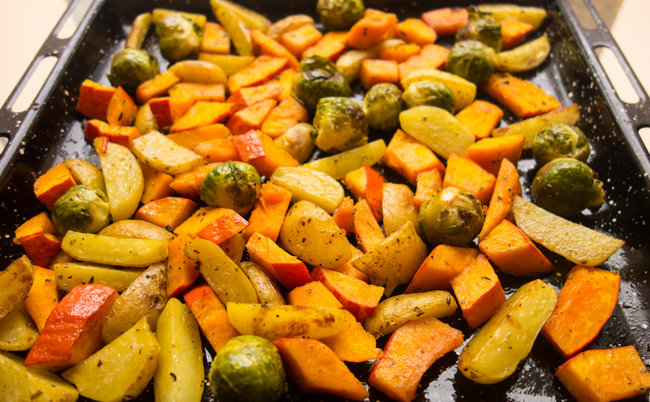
[
  {"x1": 382, "y1": 183, "x2": 419, "y2": 236},
  {"x1": 227, "y1": 303, "x2": 345, "y2": 341},
  {"x1": 0, "y1": 256, "x2": 33, "y2": 321},
  {"x1": 0, "y1": 304, "x2": 38, "y2": 351},
  {"x1": 280, "y1": 201, "x2": 352, "y2": 268},
  {"x1": 210, "y1": 0, "x2": 271, "y2": 32},
  {"x1": 132, "y1": 131, "x2": 205, "y2": 176},
  {"x1": 198, "y1": 53, "x2": 255, "y2": 76},
  {"x1": 62, "y1": 318, "x2": 160, "y2": 402},
  {"x1": 266, "y1": 14, "x2": 314, "y2": 40},
  {"x1": 53, "y1": 262, "x2": 142, "y2": 292},
  {"x1": 64, "y1": 158, "x2": 106, "y2": 193},
  {"x1": 154, "y1": 298, "x2": 204, "y2": 402},
  {"x1": 496, "y1": 35, "x2": 551, "y2": 73},
  {"x1": 135, "y1": 102, "x2": 159, "y2": 135},
  {"x1": 302, "y1": 139, "x2": 387, "y2": 181},
  {"x1": 240, "y1": 261, "x2": 286, "y2": 305},
  {"x1": 214, "y1": 6, "x2": 254, "y2": 57},
  {"x1": 99, "y1": 219, "x2": 175, "y2": 240},
  {"x1": 102, "y1": 263, "x2": 168, "y2": 343},
  {"x1": 458, "y1": 279, "x2": 557, "y2": 384},
  {"x1": 95, "y1": 138, "x2": 144, "y2": 222},
  {"x1": 477, "y1": 4, "x2": 547, "y2": 30},
  {"x1": 271, "y1": 166, "x2": 344, "y2": 214},
  {"x1": 401, "y1": 68, "x2": 477, "y2": 112},
  {"x1": 61, "y1": 231, "x2": 169, "y2": 268},
  {"x1": 168, "y1": 60, "x2": 227, "y2": 85},
  {"x1": 0, "y1": 351, "x2": 79, "y2": 402}
]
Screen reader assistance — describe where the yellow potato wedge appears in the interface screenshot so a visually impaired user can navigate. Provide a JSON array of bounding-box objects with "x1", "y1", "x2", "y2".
[
  {"x1": 152, "y1": 8, "x2": 207, "y2": 30},
  {"x1": 496, "y1": 35, "x2": 551, "y2": 73},
  {"x1": 274, "y1": 123, "x2": 317, "y2": 164},
  {"x1": 240, "y1": 261, "x2": 286, "y2": 305},
  {"x1": 99, "y1": 219, "x2": 175, "y2": 241},
  {"x1": 401, "y1": 68, "x2": 477, "y2": 112},
  {"x1": 382, "y1": 183, "x2": 419, "y2": 236},
  {"x1": 0, "y1": 304, "x2": 38, "y2": 351},
  {"x1": 0, "y1": 256, "x2": 33, "y2": 321},
  {"x1": 132, "y1": 131, "x2": 205, "y2": 176},
  {"x1": 477, "y1": 4, "x2": 547, "y2": 31},
  {"x1": 53, "y1": 262, "x2": 142, "y2": 292},
  {"x1": 125, "y1": 13, "x2": 152, "y2": 50},
  {"x1": 64, "y1": 158, "x2": 106, "y2": 193},
  {"x1": 135, "y1": 102, "x2": 159, "y2": 135},
  {"x1": 198, "y1": 53, "x2": 255, "y2": 76},
  {"x1": 213, "y1": 6, "x2": 254, "y2": 57},
  {"x1": 168, "y1": 60, "x2": 227, "y2": 85},
  {"x1": 266, "y1": 14, "x2": 314, "y2": 40},
  {"x1": 302, "y1": 139, "x2": 387, "y2": 181},
  {"x1": 271, "y1": 166, "x2": 344, "y2": 214},
  {"x1": 210, "y1": 0, "x2": 271, "y2": 32}
]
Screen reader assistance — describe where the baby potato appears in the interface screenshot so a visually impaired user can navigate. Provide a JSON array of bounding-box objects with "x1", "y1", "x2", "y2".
[
  {"x1": 99, "y1": 219, "x2": 175, "y2": 241},
  {"x1": 0, "y1": 256, "x2": 34, "y2": 321}
]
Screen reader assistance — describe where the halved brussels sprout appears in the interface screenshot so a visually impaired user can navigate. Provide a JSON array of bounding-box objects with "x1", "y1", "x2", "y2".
[
  {"x1": 317, "y1": 0, "x2": 365, "y2": 31},
  {"x1": 402, "y1": 80, "x2": 456, "y2": 113},
  {"x1": 532, "y1": 124, "x2": 590, "y2": 166},
  {"x1": 52, "y1": 185, "x2": 111, "y2": 234},
  {"x1": 156, "y1": 14, "x2": 203, "y2": 62},
  {"x1": 532, "y1": 158, "x2": 605, "y2": 217},
  {"x1": 108, "y1": 49, "x2": 160, "y2": 90},
  {"x1": 200, "y1": 161, "x2": 261, "y2": 215},
  {"x1": 419, "y1": 187, "x2": 484, "y2": 247},
  {"x1": 446, "y1": 40, "x2": 496, "y2": 85},
  {"x1": 456, "y1": 9, "x2": 502, "y2": 52},
  {"x1": 313, "y1": 97, "x2": 368, "y2": 153},
  {"x1": 292, "y1": 56, "x2": 352, "y2": 112},
  {"x1": 363, "y1": 83, "x2": 403, "y2": 131}
]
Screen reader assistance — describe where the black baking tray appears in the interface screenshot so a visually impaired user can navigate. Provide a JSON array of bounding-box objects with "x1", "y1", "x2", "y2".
[{"x1": 2, "y1": 0, "x2": 650, "y2": 401}]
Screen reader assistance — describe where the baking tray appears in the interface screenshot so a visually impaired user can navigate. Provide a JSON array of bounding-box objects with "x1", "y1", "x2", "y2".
[{"x1": 1, "y1": 0, "x2": 650, "y2": 401}]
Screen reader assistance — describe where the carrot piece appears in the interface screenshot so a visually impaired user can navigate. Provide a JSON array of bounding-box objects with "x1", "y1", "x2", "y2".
[
  {"x1": 360, "y1": 59, "x2": 399, "y2": 90},
  {"x1": 134, "y1": 197, "x2": 199, "y2": 230},
  {"x1": 345, "y1": 166, "x2": 384, "y2": 222},
  {"x1": 169, "y1": 163, "x2": 220, "y2": 199},
  {"x1": 140, "y1": 164, "x2": 175, "y2": 204},
  {"x1": 555, "y1": 346, "x2": 650, "y2": 402},
  {"x1": 287, "y1": 281, "x2": 343, "y2": 309},
  {"x1": 251, "y1": 29, "x2": 300, "y2": 69},
  {"x1": 243, "y1": 182, "x2": 292, "y2": 242},
  {"x1": 369, "y1": 317, "x2": 464, "y2": 402},
  {"x1": 443, "y1": 153, "x2": 496, "y2": 205},
  {"x1": 347, "y1": 9, "x2": 398, "y2": 50},
  {"x1": 353, "y1": 199, "x2": 385, "y2": 253},
  {"x1": 405, "y1": 245, "x2": 480, "y2": 293},
  {"x1": 184, "y1": 283, "x2": 240, "y2": 352},
  {"x1": 226, "y1": 99, "x2": 278, "y2": 135},
  {"x1": 84, "y1": 119, "x2": 140, "y2": 148},
  {"x1": 232, "y1": 130, "x2": 299, "y2": 177},
  {"x1": 413, "y1": 169, "x2": 443, "y2": 209},
  {"x1": 302, "y1": 31, "x2": 348, "y2": 61},
  {"x1": 482, "y1": 73, "x2": 562, "y2": 118},
  {"x1": 33, "y1": 163, "x2": 77, "y2": 211},
  {"x1": 106, "y1": 87, "x2": 138, "y2": 126},
  {"x1": 542, "y1": 266, "x2": 620, "y2": 359},
  {"x1": 332, "y1": 196, "x2": 355, "y2": 234},
  {"x1": 200, "y1": 22, "x2": 230, "y2": 54},
  {"x1": 280, "y1": 25, "x2": 323, "y2": 58},
  {"x1": 13, "y1": 212, "x2": 61, "y2": 267},
  {"x1": 167, "y1": 124, "x2": 231, "y2": 149},
  {"x1": 246, "y1": 232, "x2": 312, "y2": 290},
  {"x1": 477, "y1": 158, "x2": 522, "y2": 241},
  {"x1": 383, "y1": 129, "x2": 446, "y2": 185},
  {"x1": 500, "y1": 18, "x2": 534, "y2": 50},
  {"x1": 194, "y1": 137, "x2": 242, "y2": 163},
  {"x1": 23, "y1": 266, "x2": 60, "y2": 332},
  {"x1": 450, "y1": 254, "x2": 505, "y2": 329},
  {"x1": 169, "y1": 83, "x2": 226, "y2": 103},
  {"x1": 175, "y1": 207, "x2": 244, "y2": 239},
  {"x1": 195, "y1": 210, "x2": 248, "y2": 246},
  {"x1": 260, "y1": 97, "x2": 309, "y2": 139},
  {"x1": 76, "y1": 79, "x2": 116, "y2": 120},
  {"x1": 455, "y1": 100, "x2": 504, "y2": 140},
  {"x1": 312, "y1": 267, "x2": 384, "y2": 322},
  {"x1": 24, "y1": 284, "x2": 118, "y2": 371},
  {"x1": 276, "y1": 68, "x2": 298, "y2": 100},
  {"x1": 170, "y1": 101, "x2": 234, "y2": 133},
  {"x1": 227, "y1": 80, "x2": 283, "y2": 114},
  {"x1": 148, "y1": 97, "x2": 174, "y2": 128},
  {"x1": 395, "y1": 18, "x2": 437, "y2": 46},
  {"x1": 378, "y1": 43, "x2": 421, "y2": 63},
  {"x1": 329, "y1": 246, "x2": 369, "y2": 283},
  {"x1": 321, "y1": 309, "x2": 383, "y2": 362},
  {"x1": 479, "y1": 220, "x2": 554, "y2": 276},
  {"x1": 273, "y1": 338, "x2": 370, "y2": 401},
  {"x1": 421, "y1": 7, "x2": 469, "y2": 36},
  {"x1": 398, "y1": 44, "x2": 449, "y2": 80},
  {"x1": 464, "y1": 135, "x2": 524, "y2": 176},
  {"x1": 167, "y1": 233, "x2": 200, "y2": 298},
  {"x1": 136, "y1": 71, "x2": 182, "y2": 104},
  {"x1": 228, "y1": 56, "x2": 289, "y2": 94}
]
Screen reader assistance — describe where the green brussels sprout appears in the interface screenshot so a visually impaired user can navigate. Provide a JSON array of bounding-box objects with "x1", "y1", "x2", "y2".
[
  {"x1": 402, "y1": 80, "x2": 456, "y2": 112},
  {"x1": 155, "y1": 14, "x2": 203, "y2": 62},
  {"x1": 107, "y1": 49, "x2": 160, "y2": 90},
  {"x1": 445, "y1": 40, "x2": 496, "y2": 85},
  {"x1": 317, "y1": 0, "x2": 365, "y2": 31},
  {"x1": 363, "y1": 83, "x2": 403, "y2": 131},
  {"x1": 209, "y1": 335, "x2": 286, "y2": 402},
  {"x1": 418, "y1": 187, "x2": 484, "y2": 247},
  {"x1": 292, "y1": 56, "x2": 352, "y2": 111},
  {"x1": 532, "y1": 124, "x2": 590, "y2": 166},
  {"x1": 456, "y1": 9, "x2": 502, "y2": 52},
  {"x1": 532, "y1": 158, "x2": 605, "y2": 217},
  {"x1": 313, "y1": 97, "x2": 368, "y2": 152},
  {"x1": 52, "y1": 185, "x2": 111, "y2": 234},
  {"x1": 201, "y1": 161, "x2": 261, "y2": 215}
]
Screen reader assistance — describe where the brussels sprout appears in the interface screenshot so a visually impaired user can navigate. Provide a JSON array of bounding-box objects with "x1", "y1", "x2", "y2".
[
  {"x1": 107, "y1": 49, "x2": 159, "y2": 90},
  {"x1": 52, "y1": 185, "x2": 111, "y2": 235},
  {"x1": 363, "y1": 83, "x2": 403, "y2": 131},
  {"x1": 446, "y1": 40, "x2": 496, "y2": 85},
  {"x1": 313, "y1": 97, "x2": 368, "y2": 152},
  {"x1": 532, "y1": 124, "x2": 590, "y2": 166},
  {"x1": 292, "y1": 56, "x2": 352, "y2": 111},
  {"x1": 402, "y1": 80, "x2": 456, "y2": 113},
  {"x1": 456, "y1": 9, "x2": 502, "y2": 52},
  {"x1": 418, "y1": 187, "x2": 484, "y2": 247},
  {"x1": 201, "y1": 161, "x2": 261, "y2": 215},
  {"x1": 532, "y1": 158, "x2": 605, "y2": 217},
  {"x1": 317, "y1": 0, "x2": 365, "y2": 31},
  {"x1": 155, "y1": 14, "x2": 203, "y2": 62}
]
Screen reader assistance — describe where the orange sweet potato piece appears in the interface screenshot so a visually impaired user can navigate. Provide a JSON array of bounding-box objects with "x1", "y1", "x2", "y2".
[
  {"x1": 106, "y1": 87, "x2": 138, "y2": 126},
  {"x1": 345, "y1": 166, "x2": 384, "y2": 222},
  {"x1": 246, "y1": 232, "x2": 312, "y2": 290},
  {"x1": 200, "y1": 22, "x2": 230, "y2": 54},
  {"x1": 167, "y1": 124, "x2": 231, "y2": 149},
  {"x1": 302, "y1": 31, "x2": 348, "y2": 61},
  {"x1": 276, "y1": 68, "x2": 298, "y2": 100},
  {"x1": 169, "y1": 163, "x2": 219, "y2": 199},
  {"x1": 232, "y1": 130, "x2": 298, "y2": 177},
  {"x1": 383, "y1": 129, "x2": 446, "y2": 185},
  {"x1": 227, "y1": 99, "x2": 277, "y2": 135},
  {"x1": 84, "y1": 119, "x2": 140, "y2": 148},
  {"x1": 353, "y1": 199, "x2": 384, "y2": 253},
  {"x1": 251, "y1": 29, "x2": 300, "y2": 69},
  {"x1": 398, "y1": 44, "x2": 449, "y2": 80},
  {"x1": 347, "y1": 9, "x2": 398, "y2": 50},
  {"x1": 501, "y1": 18, "x2": 534, "y2": 50},
  {"x1": 24, "y1": 284, "x2": 118, "y2": 371},
  {"x1": 23, "y1": 266, "x2": 60, "y2": 332},
  {"x1": 378, "y1": 43, "x2": 421, "y2": 63},
  {"x1": 413, "y1": 169, "x2": 443, "y2": 209},
  {"x1": 321, "y1": 309, "x2": 383, "y2": 362},
  {"x1": 134, "y1": 197, "x2": 199, "y2": 230},
  {"x1": 443, "y1": 153, "x2": 496, "y2": 205},
  {"x1": 287, "y1": 281, "x2": 343, "y2": 309},
  {"x1": 243, "y1": 182, "x2": 292, "y2": 242},
  {"x1": 273, "y1": 338, "x2": 369, "y2": 401},
  {"x1": 542, "y1": 266, "x2": 620, "y2": 359},
  {"x1": 360, "y1": 59, "x2": 399, "y2": 90},
  {"x1": 421, "y1": 7, "x2": 468, "y2": 36},
  {"x1": 405, "y1": 245, "x2": 480, "y2": 293},
  {"x1": 169, "y1": 83, "x2": 226, "y2": 103},
  {"x1": 148, "y1": 97, "x2": 174, "y2": 128},
  {"x1": 227, "y1": 80, "x2": 283, "y2": 114},
  {"x1": 228, "y1": 56, "x2": 288, "y2": 94},
  {"x1": 167, "y1": 233, "x2": 199, "y2": 298},
  {"x1": 450, "y1": 253, "x2": 505, "y2": 329},
  {"x1": 76, "y1": 79, "x2": 116, "y2": 120},
  {"x1": 170, "y1": 101, "x2": 234, "y2": 133},
  {"x1": 33, "y1": 163, "x2": 77, "y2": 211},
  {"x1": 482, "y1": 73, "x2": 562, "y2": 118},
  {"x1": 369, "y1": 317, "x2": 464, "y2": 402},
  {"x1": 455, "y1": 100, "x2": 504, "y2": 140},
  {"x1": 395, "y1": 18, "x2": 437, "y2": 46},
  {"x1": 464, "y1": 135, "x2": 525, "y2": 176},
  {"x1": 140, "y1": 164, "x2": 175, "y2": 204},
  {"x1": 195, "y1": 209, "x2": 248, "y2": 246},
  {"x1": 260, "y1": 97, "x2": 309, "y2": 139},
  {"x1": 477, "y1": 158, "x2": 522, "y2": 241},
  {"x1": 332, "y1": 196, "x2": 355, "y2": 234},
  {"x1": 14, "y1": 212, "x2": 61, "y2": 267},
  {"x1": 280, "y1": 25, "x2": 323, "y2": 58},
  {"x1": 194, "y1": 137, "x2": 241, "y2": 163},
  {"x1": 184, "y1": 283, "x2": 240, "y2": 352},
  {"x1": 136, "y1": 71, "x2": 182, "y2": 105},
  {"x1": 330, "y1": 246, "x2": 369, "y2": 283}
]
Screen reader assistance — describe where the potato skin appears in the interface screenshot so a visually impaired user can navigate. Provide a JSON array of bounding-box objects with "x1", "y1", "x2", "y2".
[
  {"x1": 0, "y1": 256, "x2": 34, "y2": 321},
  {"x1": 99, "y1": 219, "x2": 175, "y2": 240}
]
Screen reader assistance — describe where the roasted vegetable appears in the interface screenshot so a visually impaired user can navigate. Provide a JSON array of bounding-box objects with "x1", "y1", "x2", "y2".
[
  {"x1": 313, "y1": 97, "x2": 368, "y2": 152},
  {"x1": 402, "y1": 80, "x2": 456, "y2": 112},
  {"x1": 52, "y1": 185, "x2": 110, "y2": 234},
  {"x1": 456, "y1": 8, "x2": 502, "y2": 52},
  {"x1": 532, "y1": 124, "x2": 590, "y2": 166},
  {"x1": 495, "y1": 34, "x2": 551, "y2": 73},
  {"x1": 292, "y1": 55, "x2": 352, "y2": 111},
  {"x1": 108, "y1": 49, "x2": 159, "y2": 90},
  {"x1": 446, "y1": 40, "x2": 496, "y2": 84},
  {"x1": 274, "y1": 123, "x2": 316, "y2": 164},
  {"x1": 362, "y1": 83, "x2": 403, "y2": 131},
  {"x1": 156, "y1": 14, "x2": 203, "y2": 61},
  {"x1": 317, "y1": 0, "x2": 365, "y2": 31},
  {"x1": 200, "y1": 161, "x2": 261, "y2": 215}
]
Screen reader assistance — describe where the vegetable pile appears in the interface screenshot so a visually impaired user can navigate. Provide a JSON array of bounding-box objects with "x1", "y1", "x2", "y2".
[{"x1": 2, "y1": 1, "x2": 650, "y2": 402}]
